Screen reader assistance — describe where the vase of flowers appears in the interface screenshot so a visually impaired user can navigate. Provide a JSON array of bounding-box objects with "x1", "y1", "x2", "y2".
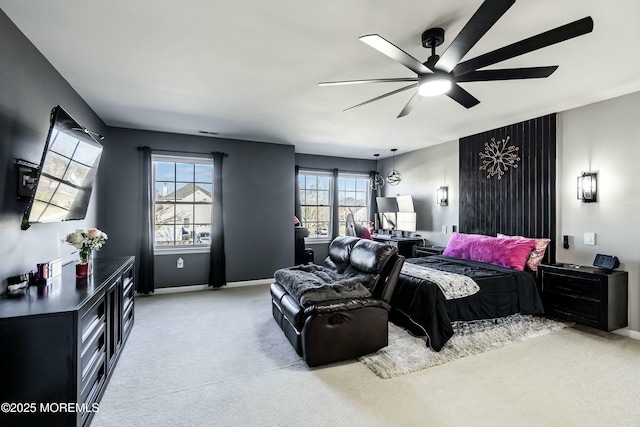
[{"x1": 65, "y1": 228, "x2": 108, "y2": 277}]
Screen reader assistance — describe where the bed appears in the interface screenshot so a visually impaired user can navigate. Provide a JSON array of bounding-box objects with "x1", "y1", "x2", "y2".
[
  {"x1": 389, "y1": 232, "x2": 548, "y2": 351},
  {"x1": 390, "y1": 115, "x2": 557, "y2": 351}
]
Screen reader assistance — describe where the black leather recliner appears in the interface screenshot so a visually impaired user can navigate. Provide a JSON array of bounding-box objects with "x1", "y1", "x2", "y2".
[{"x1": 270, "y1": 236, "x2": 405, "y2": 367}]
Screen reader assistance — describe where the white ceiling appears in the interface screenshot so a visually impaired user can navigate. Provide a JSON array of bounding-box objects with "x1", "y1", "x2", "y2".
[{"x1": 2, "y1": 0, "x2": 640, "y2": 159}]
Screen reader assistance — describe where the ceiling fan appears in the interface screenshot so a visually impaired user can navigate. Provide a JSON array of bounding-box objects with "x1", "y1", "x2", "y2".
[{"x1": 319, "y1": 0, "x2": 593, "y2": 117}]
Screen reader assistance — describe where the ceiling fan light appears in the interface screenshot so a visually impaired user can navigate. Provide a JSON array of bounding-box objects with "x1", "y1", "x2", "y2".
[{"x1": 418, "y1": 75, "x2": 452, "y2": 97}]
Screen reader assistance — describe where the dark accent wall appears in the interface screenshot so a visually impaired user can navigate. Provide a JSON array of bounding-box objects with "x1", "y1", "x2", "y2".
[
  {"x1": 0, "y1": 9, "x2": 108, "y2": 292},
  {"x1": 103, "y1": 128, "x2": 295, "y2": 287},
  {"x1": 1, "y1": 7, "x2": 294, "y2": 290},
  {"x1": 459, "y1": 114, "x2": 556, "y2": 263}
]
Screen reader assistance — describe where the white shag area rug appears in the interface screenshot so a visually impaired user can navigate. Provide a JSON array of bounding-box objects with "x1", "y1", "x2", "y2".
[{"x1": 359, "y1": 314, "x2": 572, "y2": 379}]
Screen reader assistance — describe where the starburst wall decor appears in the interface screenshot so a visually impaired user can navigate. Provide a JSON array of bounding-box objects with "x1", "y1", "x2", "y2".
[{"x1": 478, "y1": 136, "x2": 520, "y2": 180}]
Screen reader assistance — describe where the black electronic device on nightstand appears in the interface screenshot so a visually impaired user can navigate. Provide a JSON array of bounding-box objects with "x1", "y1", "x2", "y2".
[{"x1": 593, "y1": 254, "x2": 620, "y2": 271}]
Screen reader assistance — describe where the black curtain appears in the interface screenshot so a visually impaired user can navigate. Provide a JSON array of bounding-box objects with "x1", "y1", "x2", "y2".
[
  {"x1": 368, "y1": 170, "x2": 379, "y2": 226},
  {"x1": 331, "y1": 168, "x2": 340, "y2": 240},
  {"x1": 294, "y1": 165, "x2": 302, "y2": 224},
  {"x1": 138, "y1": 146, "x2": 155, "y2": 294},
  {"x1": 209, "y1": 151, "x2": 227, "y2": 288}
]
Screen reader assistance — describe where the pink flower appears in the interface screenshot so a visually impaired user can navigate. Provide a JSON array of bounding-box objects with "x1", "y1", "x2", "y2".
[{"x1": 87, "y1": 228, "x2": 102, "y2": 239}]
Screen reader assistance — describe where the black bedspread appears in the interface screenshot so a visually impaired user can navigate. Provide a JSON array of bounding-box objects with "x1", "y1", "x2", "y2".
[{"x1": 389, "y1": 255, "x2": 544, "y2": 352}]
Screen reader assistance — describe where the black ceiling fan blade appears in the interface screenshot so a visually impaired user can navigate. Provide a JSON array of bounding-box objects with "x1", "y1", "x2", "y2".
[
  {"x1": 343, "y1": 83, "x2": 418, "y2": 112},
  {"x1": 397, "y1": 91, "x2": 421, "y2": 118},
  {"x1": 446, "y1": 84, "x2": 480, "y2": 108},
  {"x1": 359, "y1": 34, "x2": 431, "y2": 75},
  {"x1": 319, "y1": 77, "x2": 418, "y2": 86},
  {"x1": 456, "y1": 66, "x2": 558, "y2": 82},
  {"x1": 437, "y1": 0, "x2": 516, "y2": 72},
  {"x1": 454, "y1": 17, "x2": 594, "y2": 76}
]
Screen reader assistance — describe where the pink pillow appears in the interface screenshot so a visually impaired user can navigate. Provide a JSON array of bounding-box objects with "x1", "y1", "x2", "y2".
[
  {"x1": 497, "y1": 233, "x2": 551, "y2": 271},
  {"x1": 443, "y1": 232, "x2": 536, "y2": 271}
]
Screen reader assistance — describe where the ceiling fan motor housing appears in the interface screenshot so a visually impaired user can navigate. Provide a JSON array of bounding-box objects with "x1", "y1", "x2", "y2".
[{"x1": 421, "y1": 27, "x2": 445, "y2": 48}]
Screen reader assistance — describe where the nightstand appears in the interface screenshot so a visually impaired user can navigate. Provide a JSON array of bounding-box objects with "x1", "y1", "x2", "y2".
[
  {"x1": 371, "y1": 235, "x2": 422, "y2": 258},
  {"x1": 538, "y1": 263, "x2": 628, "y2": 331},
  {"x1": 413, "y1": 245, "x2": 446, "y2": 257}
]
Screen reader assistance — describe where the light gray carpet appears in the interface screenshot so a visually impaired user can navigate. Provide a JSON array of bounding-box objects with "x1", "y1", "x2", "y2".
[
  {"x1": 91, "y1": 284, "x2": 640, "y2": 427},
  {"x1": 360, "y1": 315, "x2": 572, "y2": 378}
]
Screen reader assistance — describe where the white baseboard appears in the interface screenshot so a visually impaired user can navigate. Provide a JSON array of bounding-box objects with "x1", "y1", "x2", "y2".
[
  {"x1": 148, "y1": 278, "x2": 273, "y2": 295},
  {"x1": 613, "y1": 328, "x2": 640, "y2": 341},
  {"x1": 225, "y1": 278, "x2": 273, "y2": 288}
]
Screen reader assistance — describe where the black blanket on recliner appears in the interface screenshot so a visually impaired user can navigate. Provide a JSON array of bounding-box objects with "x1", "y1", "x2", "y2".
[{"x1": 274, "y1": 264, "x2": 371, "y2": 307}]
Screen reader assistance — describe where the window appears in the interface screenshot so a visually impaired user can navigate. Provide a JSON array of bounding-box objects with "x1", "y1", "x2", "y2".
[
  {"x1": 337, "y1": 174, "x2": 370, "y2": 235},
  {"x1": 152, "y1": 155, "x2": 213, "y2": 249},
  {"x1": 299, "y1": 171, "x2": 331, "y2": 238},
  {"x1": 299, "y1": 170, "x2": 370, "y2": 239}
]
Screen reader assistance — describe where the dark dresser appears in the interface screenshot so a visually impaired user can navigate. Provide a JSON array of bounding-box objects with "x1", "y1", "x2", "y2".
[
  {"x1": 0, "y1": 257, "x2": 135, "y2": 426},
  {"x1": 538, "y1": 263, "x2": 628, "y2": 331}
]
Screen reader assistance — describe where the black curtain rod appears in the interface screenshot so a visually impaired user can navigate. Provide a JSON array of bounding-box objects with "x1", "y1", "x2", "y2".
[
  {"x1": 136, "y1": 146, "x2": 229, "y2": 157},
  {"x1": 297, "y1": 165, "x2": 372, "y2": 175}
]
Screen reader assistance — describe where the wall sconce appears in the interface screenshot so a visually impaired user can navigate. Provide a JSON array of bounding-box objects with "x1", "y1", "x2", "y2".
[
  {"x1": 437, "y1": 186, "x2": 448, "y2": 206},
  {"x1": 577, "y1": 172, "x2": 597, "y2": 203}
]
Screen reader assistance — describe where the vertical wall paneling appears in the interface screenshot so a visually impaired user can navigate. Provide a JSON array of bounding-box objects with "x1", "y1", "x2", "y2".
[{"x1": 459, "y1": 114, "x2": 556, "y2": 263}]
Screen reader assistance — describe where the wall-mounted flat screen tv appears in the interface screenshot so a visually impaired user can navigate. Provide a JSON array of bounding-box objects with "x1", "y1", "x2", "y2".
[{"x1": 21, "y1": 106, "x2": 103, "y2": 230}]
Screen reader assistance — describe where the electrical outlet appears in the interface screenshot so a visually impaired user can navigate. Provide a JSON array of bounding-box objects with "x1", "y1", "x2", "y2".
[
  {"x1": 583, "y1": 232, "x2": 596, "y2": 246},
  {"x1": 441, "y1": 225, "x2": 447, "y2": 234},
  {"x1": 177, "y1": 257, "x2": 184, "y2": 268}
]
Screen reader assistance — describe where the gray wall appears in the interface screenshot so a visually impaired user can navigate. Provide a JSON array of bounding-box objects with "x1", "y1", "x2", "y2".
[
  {"x1": 0, "y1": 9, "x2": 108, "y2": 292},
  {"x1": 558, "y1": 91, "x2": 640, "y2": 333},
  {"x1": 103, "y1": 128, "x2": 295, "y2": 287},
  {"x1": 377, "y1": 141, "x2": 459, "y2": 247},
  {"x1": 295, "y1": 154, "x2": 376, "y2": 263}
]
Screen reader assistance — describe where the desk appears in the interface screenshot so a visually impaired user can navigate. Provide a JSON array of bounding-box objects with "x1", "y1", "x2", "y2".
[{"x1": 371, "y1": 234, "x2": 422, "y2": 258}]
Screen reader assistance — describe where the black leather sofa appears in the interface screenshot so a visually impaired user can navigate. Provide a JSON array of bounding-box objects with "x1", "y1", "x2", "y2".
[{"x1": 271, "y1": 236, "x2": 405, "y2": 367}]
